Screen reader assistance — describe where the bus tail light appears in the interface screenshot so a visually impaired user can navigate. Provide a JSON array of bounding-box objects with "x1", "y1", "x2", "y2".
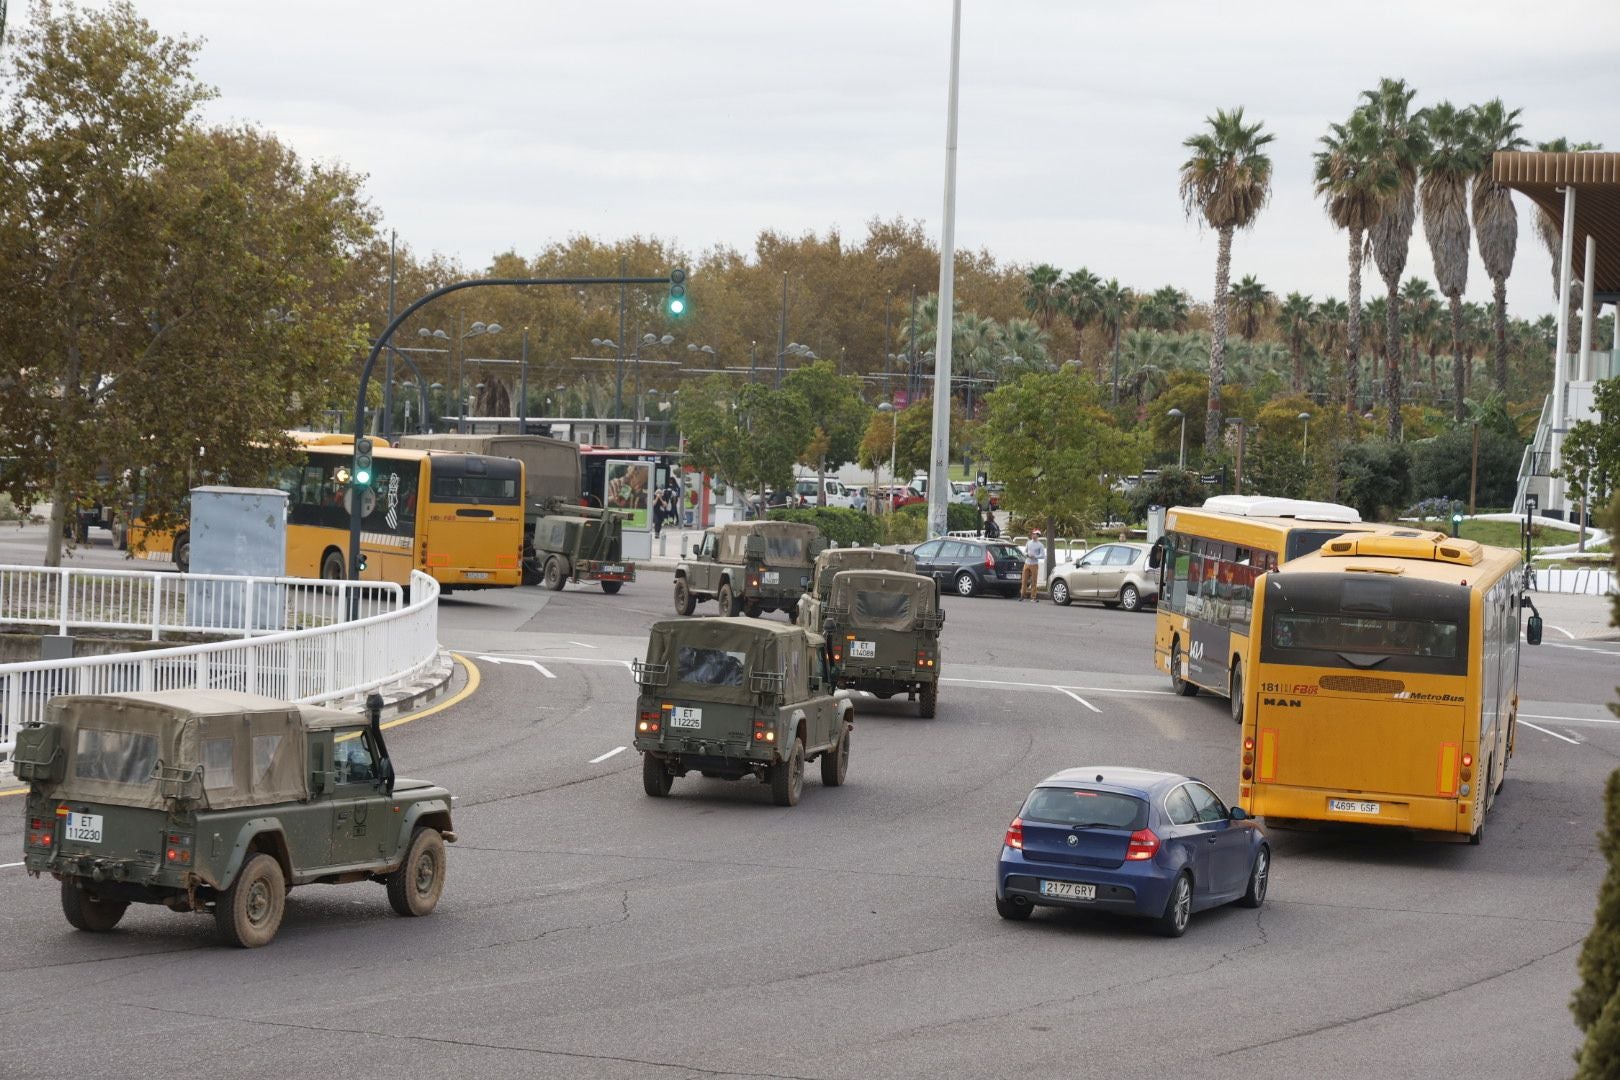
[
  {"x1": 1460, "y1": 751, "x2": 1473, "y2": 781},
  {"x1": 1004, "y1": 817, "x2": 1024, "y2": 850},
  {"x1": 1126, "y1": 829, "x2": 1160, "y2": 861}
]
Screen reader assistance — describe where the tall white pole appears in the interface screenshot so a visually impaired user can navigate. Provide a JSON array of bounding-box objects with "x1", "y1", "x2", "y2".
[
  {"x1": 1551, "y1": 185, "x2": 1576, "y2": 513},
  {"x1": 1579, "y1": 234, "x2": 1597, "y2": 382},
  {"x1": 927, "y1": 0, "x2": 962, "y2": 541}
]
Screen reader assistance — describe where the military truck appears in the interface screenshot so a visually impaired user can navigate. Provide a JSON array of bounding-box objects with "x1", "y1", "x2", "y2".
[
  {"x1": 823, "y1": 569, "x2": 945, "y2": 718},
  {"x1": 399, "y1": 433, "x2": 634, "y2": 593},
  {"x1": 673, "y1": 521, "x2": 825, "y2": 620},
  {"x1": 796, "y1": 546, "x2": 917, "y2": 631},
  {"x1": 15, "y1": 689, "x2": 455, "y2": 948},
  {"x1": 632, "y1": 618, "x2": 853, "y2": 806}
]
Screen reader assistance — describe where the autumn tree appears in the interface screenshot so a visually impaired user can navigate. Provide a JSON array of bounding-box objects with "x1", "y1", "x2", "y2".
[
  {"x1": 678, "y1": 377, "x2": 810, "y2": 508},
  {"x1": 782, "y1": 360, "x2": 869, "y2": 503}
]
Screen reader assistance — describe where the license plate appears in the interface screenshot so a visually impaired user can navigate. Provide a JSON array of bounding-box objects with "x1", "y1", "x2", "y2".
[
  {"x1": 64, "y1": 812, "x2": 102, "y2": 844},
  {"x1": 850, "y1": 640, "x2": 876, "y2": 658},
  {"x1": 1039, "y1": 880, "x2": 1095, "y2": 901},
  {"x1": 600, "y1": 565, "x2": 623, "y2": 574},
  {"x1": 465, "y1": 571, "x2": 491, "y2": 580},
  {"x1": 669, "y1": 707, "x2": 702, "y2": 729},
  {"x1": 763, "y1": 571, "x2": 780, "y2": 584},
  {"x1": 1329, "y1": 798, "x2": 1380, "y2": 815}
]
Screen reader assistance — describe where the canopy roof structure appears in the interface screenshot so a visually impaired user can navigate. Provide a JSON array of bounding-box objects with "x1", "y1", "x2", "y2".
[{"x1": 1493, "y1": 151, "x2": 1620, "y2": 301}]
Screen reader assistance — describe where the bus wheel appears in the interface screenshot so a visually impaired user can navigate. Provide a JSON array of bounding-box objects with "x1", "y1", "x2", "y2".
[
  {"x1": 521, "y1": 560, "x2": 542, "y2": 587},
  {"x1": 1229, "y1": 660, "x2": 1244, "y2": 724},
  {"x1": 321, "y1": 550, "x2": 344, "y2": 580},
  {"x1": 174, "y1": 533, "x2": 192, "y2": 574},
  {"x1": 1468, "y1": 817, "x2": 1484, "y2": 846},
  {"x1": 1170, "y1": 640, "x2": 1197, "y2": 697}
]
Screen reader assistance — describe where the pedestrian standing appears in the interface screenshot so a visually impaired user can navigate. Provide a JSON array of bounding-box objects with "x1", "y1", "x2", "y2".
[
  {"x1": 1021, "y1": 529, "x2": 1045, "y2": 602},
  {"x1": 983, "y1": 510, "x2": 1000, "y2": 540}
]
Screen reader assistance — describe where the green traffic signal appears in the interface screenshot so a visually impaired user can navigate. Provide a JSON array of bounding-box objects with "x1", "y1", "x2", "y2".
[
  {"x1": 354, "y1": 437, "x2": 374, "y2": 488},
  {"x1": 668, "y1": 266, "x2": 687, "y2": 317}
]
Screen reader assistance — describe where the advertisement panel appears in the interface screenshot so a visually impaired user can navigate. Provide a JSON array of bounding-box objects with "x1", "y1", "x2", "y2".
[{"x1": 605, "y1": 460, "x2": 652, "y2": 530}]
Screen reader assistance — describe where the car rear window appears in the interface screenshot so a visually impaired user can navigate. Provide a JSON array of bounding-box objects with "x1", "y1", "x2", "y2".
[
  {"x1": 1020, "y1": 787, "x2": 1147, "y2": 830},
  {"x1": 989, "y1": 544, "x2": 1021, "y2": 561},
  {"x1": 73, "y1": 728, "x2": 159, "y2": 785},
  {"x1": 853, "y1": 590, "x2": 911, "y2": 624},
  {"x1": 677, "y1": 647, "x2": 746, "y2": 687}
]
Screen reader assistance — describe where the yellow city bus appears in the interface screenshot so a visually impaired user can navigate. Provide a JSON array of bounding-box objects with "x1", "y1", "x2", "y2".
[
  {"x1": 128, "y1": 437, "x2": 525, "y2": 592},
  {"x1": 1237, "y1": 529, "x2": 1538, "y2": 843},
  {"x1": 1152, "y1": 496, "x2": 1397, "y2": 723}
]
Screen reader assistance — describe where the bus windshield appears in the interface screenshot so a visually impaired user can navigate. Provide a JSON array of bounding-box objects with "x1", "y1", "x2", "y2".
[{"x1": 1259, "y1": 573, "x2": 1469, "y2": 675}]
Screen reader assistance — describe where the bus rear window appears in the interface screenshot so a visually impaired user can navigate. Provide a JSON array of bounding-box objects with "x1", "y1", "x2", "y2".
[
  {"x1": 430, "y1": 457, "x2": 520, "y2": 504},
  {"x1": 1285, "y1": 529, "x2": 1354, "y2": 561},
  {"x1": 1271, "y1": 613, "x2": 1459, "y2": 660}
]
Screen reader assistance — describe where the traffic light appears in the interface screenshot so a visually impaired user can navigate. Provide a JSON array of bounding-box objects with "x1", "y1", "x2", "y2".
[
  {"x1": 667, "y1": 267, "x2": 687, "y2": 317},
  {"x1": 357, "y1": 552, "x2": 368, "y2": 573},
  {"x1": 1450, "y1": 511, "x2": 1463, "y2": 537},
  {"x1": 353, "y1": 437, "x2": 374, "y2": 488}
]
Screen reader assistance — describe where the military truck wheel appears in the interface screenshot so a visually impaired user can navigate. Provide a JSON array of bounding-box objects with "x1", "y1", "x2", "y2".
[
  {"x1": 521, "y1": 559, "x2": 543, "y2": 587},
  {"x1": 61, "y1": 881, "x2": 128, "y2": 933},
  {"x1": 770, "y1": 738, "x2": 805, "y2": 806},
  {"x1": 387, "y1": 827, "x2": 447, "y2": 917},
  {"x1": 673, "y1": 577, "x2": 696, "y2": 616},
  {"x1": 744, "y1": 601, "x2": 763, "y2": 618},
  {"x1": 642, "y1": 752, "x2": 674, "y2": 797},
  {"x1": 718, "y1": 581, "x2": 741, "y2": 617},
  {"x1": 785, "y1": 601, "x2": 800, "y2": 623},
  {"x1": 821, "y1": 723, "x2": 851, "y2": 786},
  {"x1": 601, "y1": 581, "x2": 622, "y2": 595},
  {"x1": 215, "y1": 852, "x2": 286, "y2": 948},
  {"x1": 543, "y1": 557, "x2": 567, "y2": 591},
  {"x1": 919, "y1": 681, "x2": 938, "y2": 719}
]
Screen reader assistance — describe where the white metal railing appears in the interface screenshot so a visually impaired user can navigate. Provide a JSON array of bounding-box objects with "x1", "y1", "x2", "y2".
[
  {"x1": 1514, "y1": 394, "x2": 1554, "y2": 516},
  {"x1": 0, "y1": 565, "x2": 402, "y2": 641},
  {"x1": 0, "y1": 571, "x2": 439, "y2": 754}
]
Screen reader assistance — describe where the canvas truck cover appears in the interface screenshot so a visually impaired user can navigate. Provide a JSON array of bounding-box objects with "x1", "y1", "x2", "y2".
[
  {"x1": 830, "y1": 570, "x2": 938, "y2": 631},
  {"x1": 642, "y1": 617, "x2": 809, "y2": 705},
  {"x1": 716, "y1": 521, "x2": 820, "y2": 565},
  {"x1": 397, "y1": 434, "x2": 582, "y2": 508},
  {"x1": 811, "y1": 547, "x2": 915, "y2": 598},
  {"x1": 32, "y1": 689, "x2": 344, "y2": 810}
]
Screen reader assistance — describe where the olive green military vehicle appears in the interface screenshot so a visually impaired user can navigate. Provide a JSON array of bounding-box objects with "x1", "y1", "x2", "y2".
[
  {"x1": 632, "y1": 618, "x2": 853, "y2": 806},
  {"x1": 16, "y1": 689, "x2": 454, "y2": 948},
  {"x1": 399, "y1": 433, "x2": 634, "y2": 593},
  {"x1": 796, "y1": 546, "x2": 917, "y2": 632},
  {"x1": 823, "y1": 570, "x2": 945, "y2": 717},
  {"x1": 673, "y1": 521, "x2": 825, "y2": 620}
]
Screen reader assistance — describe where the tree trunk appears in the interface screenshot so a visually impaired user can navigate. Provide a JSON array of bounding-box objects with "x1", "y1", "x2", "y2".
[
  {"x1": 817, "y1": 455, "x2": 827, "y2": 507},
  {"x1": 1205, "y1": 227, "x2": 1234, "y2": 451},
  {"x1": 1346, "y1": 228, "x2": 1363, "y2": 414},
  {"x1": 1449, "y1": 295, "x2": 1466, "y2": 422},
  {"x1": 1492, "y1": 276, "x2": 1510, "y2": 393},
  {"x1": 1385, "y1": 280, "x2": 1403, "y2": 439}
]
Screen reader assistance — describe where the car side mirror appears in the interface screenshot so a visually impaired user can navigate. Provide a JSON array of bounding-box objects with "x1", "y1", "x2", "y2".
[
  {"x1": 1229, "y1": 806, "x2": 1249, "y2": 821},
  {"x1": 1525, "y1": 613, "x2": 1542, "y2": 646},
  {"x1": 1148, "y1": 542, "x2": 1164, "y2": 571},
  {"x1": 309, "y1": 768, "x2": 328, "y2": 794}
]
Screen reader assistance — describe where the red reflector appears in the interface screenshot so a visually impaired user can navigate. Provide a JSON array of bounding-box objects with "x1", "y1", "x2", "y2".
[
  {"x1": 1241, "y1": 766, "x2": 1253, "y2": 780},
  {"x1": 1126, "y1": 828, "x2": 1160, "y2": 861},
  {"x1": 1004, "y1": 817, "x2": 1024, "y2": 850}
]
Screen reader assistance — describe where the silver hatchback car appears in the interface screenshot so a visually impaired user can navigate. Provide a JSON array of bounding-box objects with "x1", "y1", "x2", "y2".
[{"x1": 1048, "y1": 541, "x2": 1158, "y2": 612}]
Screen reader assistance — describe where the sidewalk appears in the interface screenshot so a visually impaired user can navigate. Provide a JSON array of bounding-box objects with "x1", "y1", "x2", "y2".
[{"x1": 1529, "y1": 590, "x2": 1617, "y2": 641}]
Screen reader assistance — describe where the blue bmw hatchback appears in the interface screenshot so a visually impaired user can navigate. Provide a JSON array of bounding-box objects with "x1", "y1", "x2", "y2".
[{"x1": 995, "y1": 766, "x2": 1269, "y2": 937}]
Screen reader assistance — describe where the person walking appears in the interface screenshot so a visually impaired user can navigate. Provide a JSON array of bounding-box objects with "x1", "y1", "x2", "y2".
[
  {"x1": 652, "y1": 484, "x2": 673, "y2": 538},
  {"x1": 982, "y1": 509, "x2": 1000, "y2": 540},
  {"x1": 1021, "y1": 528, "x2": 1045, "y2": 602}
]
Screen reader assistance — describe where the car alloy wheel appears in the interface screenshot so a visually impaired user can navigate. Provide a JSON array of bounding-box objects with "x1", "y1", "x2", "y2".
[
  {"x1": 1120, "y1": 583, "x2": 1140, "y2": 612},
  {"x1": 1051, "y1": 579, "x2": 1070, "y2": 606},
  {"x1": 955, "y1": 571, "x2": 977, "y2": 597}
]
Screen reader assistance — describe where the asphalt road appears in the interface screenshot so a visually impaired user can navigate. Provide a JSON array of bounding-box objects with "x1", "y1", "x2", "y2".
[{"x1": 2, "y1": 571, "x2": 1617, "y2": 1079}]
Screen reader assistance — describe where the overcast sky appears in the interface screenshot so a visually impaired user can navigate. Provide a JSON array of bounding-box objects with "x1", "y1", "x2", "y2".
[{"x1": 134, "y1": 0, "x2": 1616, "y2": 318}]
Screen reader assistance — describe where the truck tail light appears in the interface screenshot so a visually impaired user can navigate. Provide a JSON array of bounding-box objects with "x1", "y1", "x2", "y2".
[
  {"x1": 638, "y1": 714, "x2": 661, "y2": 732},
  {"x1": 1003, "y1": 817, "x2": 1024, "y2": 850},
  {"x1": 26, "y1": 816, "x2": 54, "y2": 849},
  {"x1": 164, "y1": 833, "x2": 194, "y2": 866},
  {"x1": 1126, "y1": 829, "x2": 1160, "y2": 861}
]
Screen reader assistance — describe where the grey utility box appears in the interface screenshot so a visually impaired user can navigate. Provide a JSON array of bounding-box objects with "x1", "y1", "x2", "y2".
[{"x1": 185, "y1": 486, "x2": 288, "y2": 631}]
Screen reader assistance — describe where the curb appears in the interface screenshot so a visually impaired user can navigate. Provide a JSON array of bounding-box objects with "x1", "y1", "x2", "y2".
[{"x1": 360, "y1": 648, "x2": 457, "y2": 720}]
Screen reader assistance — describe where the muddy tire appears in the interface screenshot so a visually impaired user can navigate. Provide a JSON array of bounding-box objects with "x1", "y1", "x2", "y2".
[
  {"x1": 673, "y1": 577, "x2": 696, "y2": 616},
  {"x1": 386, "y1": 827, "x2": 447, "y2": 917},
  {"x1": 215, "y1": 852, "x2": 286, "y2": 948},
  {"x1": 643, "y1": 753, "x2": 673, "y2": 797},
  {"x1": 61, "y1": 881, "x2": 128, "y2": 933},
  {"x1": 718, "y1": 581, "x2": 741, "y2": 617},
  {"x1": 601, "y1": 580, "x2": 622, "y2": 595},
  {"x1": 543, "y1": 556, "x2": 566, "y2": 591},
  {"x1": 820, "y1": 723, "x2": 850, "y2": 786},
  {"x1": 770, "y1": 738, "x2": 804, "y2": 807},
  {"x1": 919, "y1": 681, "x2": 938, "y2": 718}
]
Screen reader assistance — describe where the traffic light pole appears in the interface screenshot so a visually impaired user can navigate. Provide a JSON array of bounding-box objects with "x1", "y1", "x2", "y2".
[{"x1": 347, "y1": 273, "x2": 678, "y2": 607}]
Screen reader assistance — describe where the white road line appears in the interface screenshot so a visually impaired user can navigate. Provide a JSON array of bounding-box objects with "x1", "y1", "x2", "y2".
[
  {"x1": 1520, "y1": 720, "x2": 1581, "y2": 745},
  {"x1": 1521, "y1": 713, "x2": 1620, "y2": 726},
  {"x1": 1550, "y1": 624, "x2": 1577, "y2": 639},
  {"x1": 589, "y1": 746, "x2": 627, "y2": 764},
  {"x1": 1545, "y1": 641, "x2": 1620, "y2": 655},
  {"x1": 0, "y1": 861, "x2": 24, "y2": 869},
  {"x1": 533, "y1": 663, "x2": 557, "y2": 679},
  {"x1": 1055, "y1": 687, "x2": 1102, "y2": 713},
  {"x1": 477, "y1": 655, "x2": 558, "y2": 678},
  {"x1": 942, "y1": 675, "x2": 1171, "y2": 696},
  {"x1": 570, "y1": 641, "x2": 598, "y2": 649}
]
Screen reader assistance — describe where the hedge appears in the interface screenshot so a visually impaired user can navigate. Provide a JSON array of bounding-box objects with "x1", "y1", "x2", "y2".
[
  {"x1": 765, "y1": 507, "x2": 880, "y2": 548},
  {"x1": 897, "y1": 500, "x2": 982, "y2": 534}
]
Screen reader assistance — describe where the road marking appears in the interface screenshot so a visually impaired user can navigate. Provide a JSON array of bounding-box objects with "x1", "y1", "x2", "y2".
[
  {"x1": 1055, "y1": 687, "x2": 1101, "y2": 713},
  {"x1": 1520, "y1": 720, "x2": 1581, "y2": 745},
  {"x1": 589, "y1": 746, "x2": 628, "y2": 764},
  {"x1": 1521, "y1": 713, "x2": 1620, "y2": 726},
  {"x1": 0, "y1": 861, "x2": 23, "y2": 869},
  {"x1": 477, "y1": 655, "x2": 557, "y2": 678},
  {"x1": 1544, "y1": 641, "x2": 1620, "y2": 655},
  {"x1": 570, "y1": 641, "x2": 598, "y2": 649},
  {"x1": 942, "y1": 675, "x2": 1171, "y2": 696},
  {"x1": 0, "y1": 788, "x2": 25, "y2": 799},
  {"x1": 1550, "y1": 624, "x2": 1577, "y2": 639},
  {"x1": 380, "y1": 653, "x2": 480, "y2": 731}
]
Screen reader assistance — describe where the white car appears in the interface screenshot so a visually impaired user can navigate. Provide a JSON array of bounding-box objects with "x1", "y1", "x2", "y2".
[
  {"x1": 949, "y1": 481, "x2": 978, "y2": 506},
  {"x1": 794, "y1": 478, "x2": 855, "y2": 509}
]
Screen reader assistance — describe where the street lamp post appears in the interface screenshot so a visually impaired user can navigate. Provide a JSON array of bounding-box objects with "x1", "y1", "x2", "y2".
[
  {"x1": 877, "y1": 402, "x2": 899, "y2": 514},
  {"x1": 1298, "y1": 411, "x2": 1312, "y2": 464},
  {"x1": 778, "y1": 342, "x2": 816, "y2": 387},
  {"x1": 1167, "y1": 407, "x2": 1186, "y2": 469},
  {"x1": 419, "y1": 320, "x2": 502, "y2": 432}
]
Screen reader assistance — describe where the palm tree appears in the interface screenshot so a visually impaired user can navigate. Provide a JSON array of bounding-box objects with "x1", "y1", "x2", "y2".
[
  {"x1": 1470, "y1": 99, "x2": 1528, "y2": 393},
  {"x1": 1097, "y1": 279, "x2": 1134, "y2": 405},
  {"x1": 1361, "y1": 78, "x2": 1430, "y2": 437},
  {"x1": 1315, "y1": 297, "x2": 1349, "y2": 402},
  {"x1": 1532, "y1": 138, "x2": 1603, "y2": 354},
  {"x1": 1460, "y1": 301, "x2": 1491, "y2": 402},
  {"x1": 1230, "y1": 274, "x2": 1273, "y2": 339},
  {"x1": 954, "y1": 312, "x2": 1003, "y2": 417},
  {"x1": 1315, "y1": 107, "x2": 1398, "y2": 416},
  {"x1": 1416, "y1": 100, "x2": 1484, "y2": 422},
  {"x1": 1364, "y1": 296, "x2": 1389, "y2": 402},
  {"x1": 1277, "y1": 292, "x2": 1318, "y2": 394},
  {"x1": 1138, "y1": 286, "x2": 1191, "y2": 333},
  {"x1": 1059, "y1": 267, "x2": 1101, "y2": 365},
  {"x1": 998, "y1": 317, "x2": 1049, "y2": 378},
  {"x1": 1179, "y1": 106, "x2": 1276, "y2": 450},
  {"x1": 1401, "y1": 277, "x2": 1438, "y2": 402},
  {"x1": 1022, "y1": 264, "x2": 1064, "y2": 331}
]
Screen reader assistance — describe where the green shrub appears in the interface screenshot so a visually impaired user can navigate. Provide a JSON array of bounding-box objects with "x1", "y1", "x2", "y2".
[
  {"x1": 897, "y1": 500, "x2": 980, "y2": 534},
  {"x1": 766, "y1": 507, "x2": 880, "y2": 548},
  {"x1": 1335, "y1": 439, "x2": 1412, "y2": 521},
  {"x1": 879, "y1": 512, "x2": 925, "y2": 546},
  {"x1": 1575, "y1": 767, "x2": 1620, "y2": 1076},
  {"x1": 1409, "y1": 425, "x2": 1523, "y2": 508}
]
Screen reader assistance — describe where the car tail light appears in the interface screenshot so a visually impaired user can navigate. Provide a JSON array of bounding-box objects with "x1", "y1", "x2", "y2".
[
  {"x1": 1125, "y1": 828, "x2": 1160, "y2": 861},
  {"x1": 1003, "y1": 817, "x2": 1024, "y2": 850},
  {"x1": 164, "y1": 833, "x2": 194, "y2": 866},
  {"x1": 984, "y1": 549, "x2": 994, "y2": 570},
  {"x1": 26, "y1": 816, "x2": 54, "y2": 849}
]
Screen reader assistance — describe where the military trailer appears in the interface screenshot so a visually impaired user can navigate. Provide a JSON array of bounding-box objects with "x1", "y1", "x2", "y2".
[
  {"x1": 797, "y1": 546, "x2": 918, "y2": 631},
  {"x1": 632, "y1": 618, "x2": 853, "y2": 806},
  {"x1": 673, "y1": 521, "x2": 825, "y2": 620},
  {"x1": 823, "y1": 569, "x2": 945, "y2": 717},
  {"x1": 399, "y1": 433, "x2": 634, "y2": 593},
  {"x1": 15, "y1": 689, "x2": 454, "y2": 948}
]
